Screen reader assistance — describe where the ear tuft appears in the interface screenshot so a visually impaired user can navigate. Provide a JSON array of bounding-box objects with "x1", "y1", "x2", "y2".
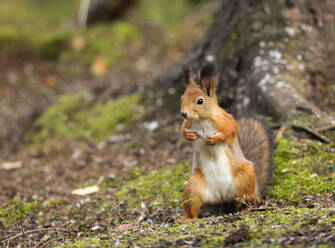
[
  {"x1": 181, "y1": 62, "x2": 191, "y2": 75},
  {"x1": 200, "y1": 62, "x2": 217, "y2": 98},
  {"x1": 181, "y1": 62, "x2": 194, "y2": 86},
  {"x1": 200, "y1": 62, "x2": 216, "y2": 79}
]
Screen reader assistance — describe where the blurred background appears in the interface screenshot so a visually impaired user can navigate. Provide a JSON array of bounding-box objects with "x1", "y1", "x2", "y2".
[
  {"x1": 1, "y1": 1, "x2": 335, "y2": 247},
  {"x1": 0, "y1": 0, "x2": 215, "y2": 156}
]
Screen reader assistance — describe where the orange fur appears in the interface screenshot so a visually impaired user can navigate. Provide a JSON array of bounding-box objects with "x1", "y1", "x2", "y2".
[
  {"x1": 234, "y1": 162, "x2": 261, "y2": 203},
  {"x1": 179, "y1": 63, "x2": 269, "y2": 220},
  {"x1": 182, "y1": 119, "x2": 198, "y2": 141},
  {"x1": 181, "y1": 168, "x2": 207, "y2": 220}
]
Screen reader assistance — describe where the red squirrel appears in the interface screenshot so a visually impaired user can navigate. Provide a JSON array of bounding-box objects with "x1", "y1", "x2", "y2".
[{"x1": 179, "y1": 63, "x2": 271, "y2": 221}]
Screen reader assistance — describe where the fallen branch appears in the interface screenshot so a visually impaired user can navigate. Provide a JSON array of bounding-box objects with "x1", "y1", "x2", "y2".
[
  {"x1": 292, "y1": 125, "x2": 331, "y2": 143},
  {"x1": 39, "y1": 237, "x2": 64, "y2": 248},
  {"x1": 315, "y1": 123, "x2": 335, "y2": 133},
  {"x1": 250, "y1": 207, "x2": 275, "y2": 212},
  {"x1": 0, "y1": 230, "x2": 19, "y2": 233},
  {"x1": 276, "y1": 123, "x2": 289, "y2": 139}
]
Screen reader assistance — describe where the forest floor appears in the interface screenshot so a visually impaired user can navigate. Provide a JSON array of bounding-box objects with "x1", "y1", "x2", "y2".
[{"x1": 0, "y1": 1, "x2": 334, "y2": 247}]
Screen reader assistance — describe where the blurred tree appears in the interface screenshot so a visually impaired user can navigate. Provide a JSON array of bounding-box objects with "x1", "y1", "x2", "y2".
[{"x1": 156, "y1": 0, "x2": 335, "y2": 122}]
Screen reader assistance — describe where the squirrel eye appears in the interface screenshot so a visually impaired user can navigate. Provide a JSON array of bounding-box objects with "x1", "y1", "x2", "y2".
[{"x1": 197, "y1": 98, "x2": 203, "y2": 105}]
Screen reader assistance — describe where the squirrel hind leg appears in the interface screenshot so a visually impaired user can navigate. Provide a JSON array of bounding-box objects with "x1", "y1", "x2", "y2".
[
  {"x1": 181, "y1": 169, "x2": 207, "y2": 220},
  {"x1": 234, "y1": 161, "x2": 262, "y2": 206}
]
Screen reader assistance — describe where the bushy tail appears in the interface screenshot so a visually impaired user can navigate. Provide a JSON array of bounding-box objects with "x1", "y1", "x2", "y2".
[{"x1": 237, "y1": 117, "x2": 272, "y2": 195}]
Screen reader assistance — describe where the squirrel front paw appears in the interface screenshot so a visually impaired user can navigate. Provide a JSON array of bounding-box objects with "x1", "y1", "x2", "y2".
[
  {"x1": 184, "y1": 130, "x2": 198, "y2": 141},
  {"x1": 205, "y1": 135, "x2": 220, "y2": 145}
]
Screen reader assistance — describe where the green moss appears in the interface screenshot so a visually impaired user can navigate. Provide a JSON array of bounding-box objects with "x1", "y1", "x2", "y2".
[
  {"x1": 0, "y1": 28, "x2": 70, "y2": 59},
  {"x1": 233, "y1": 207, "x2": 335, "y2": 246},
  {"x1": 0, "y1": 0, "x2": 211, "y2": 66},
  {"x1": 0, "y1": 0, "x2": 78, "y2": 55},
  {"x1": 25, "y1": 94, "x2": 145, "y2": 149},
  {"x1": 0, "y1": 0, "x2": 79, "y2": 32},
  {"x1": 0, "y1": 196, "x2": 39, "y2": 226},
  {"x1": 60, "y1": 22, "x2": 140, "y2": 66},
  {"x1": 291, "y1": 112, "x2": 321, "y2": 126},
  {"x1": 115, "y1": 162, "x2": 190, "y2": 209},
  {"x1": 267, "y1": 138, "x2": 335, "y2": 202},
  {"x1": 132, "y1": 0, "x2": 213, "y2": 53},
  {"x1": 137, "y1": 0, "x2": 191, "y2": 28},
  {"x1": 0, "y1": 1, "x2": 139, "y2": 65},
  {"x1": 56, "y1": 237, "x2": 108, "y2": 248},
  {"x1": 137, "y1": 0, "x2": 211, "y2": 28},
  {"x1": 57, "y1": 206, "x2": 334, "y2": 247}
]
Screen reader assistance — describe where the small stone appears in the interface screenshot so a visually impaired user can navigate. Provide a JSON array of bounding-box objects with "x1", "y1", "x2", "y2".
[
  {"x1": 168, "y1": 88, "x2": 176, "y2": 95},
  {"x1": 124, "y1": 160, "x2": 137, "y2": 167},
  {"x1": 144, "y1": 121, "x2": 159, "y2": 131},
  {"x1": 91, "y1": 225, "x2": 101, "y2": 231},
  {"x1": 166, "y1": 158, "x2": 176, "y2": 164},
  {"x1": 72, "y1": 149, "x2": 82, "y2": 159},
  {"x1": 206, "y1": 55, "x2": 214, "y2": 62},
  {"x1": 284, "y1": 27, "x2": 295, "y2": 37},
  {"x1": 109, "y1": 173, "x2": 116, "y2": 179}
]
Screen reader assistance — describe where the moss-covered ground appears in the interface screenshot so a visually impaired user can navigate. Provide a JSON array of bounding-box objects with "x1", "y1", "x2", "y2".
[
  {"x1": 0, "y1": 196, "x2": 39, "y2": 227},
  {"x1": 4, "y1": 117, "x2": 334, "y2": 246},
  {"x1": 24, "y1": 94, "x2": 145, "y2": 152},
  {"x1": 56, "y1": 207, "x2": 335, "y2": 247},
  {"x1": 268, "y1": 138, "x2": 335, "y2": 203},
  {"x1": 51, "y1": 136, "x2": 334, "y2": 247}
]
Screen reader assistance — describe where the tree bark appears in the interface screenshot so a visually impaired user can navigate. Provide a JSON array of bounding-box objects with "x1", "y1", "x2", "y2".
[{"x1": 155, "y1": 0, "x2": 335, "y2": 123}]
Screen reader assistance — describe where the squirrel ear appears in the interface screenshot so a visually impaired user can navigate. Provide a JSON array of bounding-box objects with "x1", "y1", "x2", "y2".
[
  {"x1": 181, "y1": 62, "x2": 194, "y2": 87},
  {"x1": 200, "y1": 62, "x2": 217, "y2": 97}
]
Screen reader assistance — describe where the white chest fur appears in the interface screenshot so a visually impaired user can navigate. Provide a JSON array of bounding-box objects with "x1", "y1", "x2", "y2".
[{"x1": 190, "y1": 120, "x2": 236, "y2": 204}]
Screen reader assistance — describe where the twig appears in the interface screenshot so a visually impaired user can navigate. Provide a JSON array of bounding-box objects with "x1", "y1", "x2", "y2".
[
  {"x1": 33, "y1": 234, "x2": 47, "y2": 248},
  {"x1": 40, "y1": 237, "x2": 63, "y2": 248},
  {"x1": 5, "y1": 228, "x2": 74, "y2": 244},
  {"x1": 315, "y1": 123, "x2": 335, "y2": 132},
  {"x1": 19, "y1": 207, "x2": 31, "y2": 247},
  {"x1": 292, "y1": 125, "x2": 331, "y2": 143},
  {"x1": 0, "y1": 230, "x2": 19, "y2": 233},
  {"x1": 250, "y1": 207, "x2": 275, "y2": 212},
  {"x1": 276, "y1": 123, "x2": 289, "y2": 139}
]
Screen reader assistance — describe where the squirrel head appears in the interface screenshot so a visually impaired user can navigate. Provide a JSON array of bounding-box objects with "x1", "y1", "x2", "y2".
[{"x1": 180, "y1": 62, "x2": 218, "y2": 121}]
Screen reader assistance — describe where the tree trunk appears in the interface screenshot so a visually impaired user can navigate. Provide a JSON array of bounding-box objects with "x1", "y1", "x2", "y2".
[{"x1": 155, "y1": 0, "x2": 335, "y2": 123}]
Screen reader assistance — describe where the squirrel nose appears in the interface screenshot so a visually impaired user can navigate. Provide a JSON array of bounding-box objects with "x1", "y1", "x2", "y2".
[{"x1": 181, "y1": 112, "x2": 187, "y2": 118}]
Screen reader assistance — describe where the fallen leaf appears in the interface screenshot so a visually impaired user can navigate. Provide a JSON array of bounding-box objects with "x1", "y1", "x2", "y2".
[
  {"x1": 1, "y1": 161, "x2": 22, "y2": 170},
  {"x1": 71, "y1": 185, "x2": 99, "y2": 196},
  {"x1": 113, "y1": 223, "x2": 134, "y2": 232},
  {"x1": 44, "y1": 75, "x2": 57, "y2": 87},
  {"x1": 90, "y1": 56, "x2": 109, "y2": 76},
  {"x1": 72, "y1": 36, "x2": 86, "y2": 51},
  {"x1": 0, "y1": 85, "x2": 14, "y2": 96}
]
